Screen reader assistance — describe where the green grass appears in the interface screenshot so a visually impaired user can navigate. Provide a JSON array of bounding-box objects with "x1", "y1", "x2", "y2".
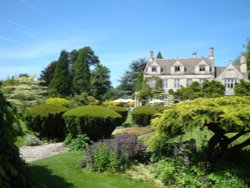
[{"x1": 29, "y1": 151, "x2": 159, "y2": 188}]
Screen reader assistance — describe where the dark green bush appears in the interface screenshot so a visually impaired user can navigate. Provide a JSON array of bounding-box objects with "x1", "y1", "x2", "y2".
[
  {"x1": 107, "y1": 105, "x2": 128, "y2": 123},
  {"x1": 151, "y1": 104, "x2": 168, "y2": 113},
  {"x1": 80, "y1": 134, "x2": 148, "y2": 172},
  {"x1": 63, "y1": 105, "x2": 122, "y2": 141},
  {"x1": 25, "y1": 104, "x2": 68, "y2": 140},
  {"x1": 132, "y1": 106, "x2": 158, "y2": 126},
  {"x1": 0, "y1": 90, "x2": 31, "y2": 188}
]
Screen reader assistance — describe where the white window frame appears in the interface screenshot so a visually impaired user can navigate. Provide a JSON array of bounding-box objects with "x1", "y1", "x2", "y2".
[{"x1": 174, "y1": 79, "x2": 180, "y2": 88}]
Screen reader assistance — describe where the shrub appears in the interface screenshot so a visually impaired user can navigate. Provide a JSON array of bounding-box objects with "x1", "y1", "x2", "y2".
[
  {"x1": 0, "y1": 90, "x2": 31, "y2": 187},
  {"x1": 151, "y1": 104, "x2": 167, "y2": 113},
  {"x1": 80, "y1": 134, "x2": 149, "y2": 172},
  {"x1": 25, "y1": 134, "x2": 41, "y2": 146},
  {"x1": 64, "y1": 133, "x2": 91, "y2": 151},
  {"x1": 107, "y1": 105, "x2": 128, "y2": 123},
  {"x1": 46, "y1": 97, "x2": 71, "y2": 107},
  {"x1": 63, "y1": 105, "x2": 122, "y2": 141},
  {"x1": 132, "y1": 106, "x2": 158, "y2": 126},
  {"x1": 25, "y1": 104, "x2": 68, "y2": 140}
]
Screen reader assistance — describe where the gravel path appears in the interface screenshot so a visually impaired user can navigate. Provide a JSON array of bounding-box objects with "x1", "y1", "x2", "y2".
[{"x1": 19, "y1": 143, "x2": 69, "y2": 163}]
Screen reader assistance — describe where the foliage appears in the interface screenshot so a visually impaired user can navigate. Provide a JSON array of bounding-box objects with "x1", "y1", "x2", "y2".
[
  {"x1": 63, "y1": 105, "x2": 123, "y2": 141},
  {"x1": 39, "y1": 61, "x2": 57, "y2": 86},
  {"x1": 156, "y1": 51, "x2": 163, "y2": 59},
  {"x1": 90, "y1": 64, "x2": 112, "y2": 100},
  {"x1": 80, "y1": 134, "x2": 148, "y2": 172},
  {"x1": 107, "y1": 105, "x2": 128, "y2": 123},
  {"x1": 113, "y1": 127, "x2": 152, "y2": 136},
  {"x1": 72, "y1": 48, "x2": 92, "y2": 94},
  {"x1": 235, "y1": 79, "x2": 250, "y2": 96},
  {"x1": 132, "y1": 106, "x2": 158, "y2": 126},
  {"x1": 244, "y1": 40, "x2": 250, "y2": 79},
  {"x1": 118, "y1": 58, "x2": 147, "y2": 97},
  {"x1": 25, "y1": 104, "x2": 68, "y2": 140},
  {"x1": 151, "y1": 104, "x2": 167, "y2": 113},
  {"x1": 70, "y1": 92, "x2": 89, "y2": 106},
  {"x1": 29, "y1": 151, "x2": 158, "y2": 188},
  {"x1": 0, "y1": 89, "x2": 31, "y2": 188},
  {"x1": 64, "y1": 133, "x2": 91, "y2": 151},
  {"x1": 49, "y1": 50, "x2": 71, "y2": 97},
  {"x1": 175, "y1": 80, "x2": 225, "y2": 100},
  {"x1": 25, "y1": 134, "x2": 42, "y2": 146},
  {"x1": 151, "y1": 78, "x2": 164, "y2": 99},
  {"x1": 46, "y1": 97, "x2": 71, "y2": 107},
  {"x1": 148, "y1": 96, "x2": 250, "y2": 164},
  {"x1": 2, "y1": 75, "x2": 47, "y2": 117}
]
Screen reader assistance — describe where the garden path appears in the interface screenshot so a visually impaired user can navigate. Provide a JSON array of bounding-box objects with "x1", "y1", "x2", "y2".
[{"x1": 19, "y1": 143, "x2": 69, "y2": 163}]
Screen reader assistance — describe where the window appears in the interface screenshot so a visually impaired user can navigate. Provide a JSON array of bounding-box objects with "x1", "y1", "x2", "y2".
[
  {"x1": 150, "y1": 79, "x2": 156, "y2": 88},
  {"x1": 186, "y1": 79, "x2": 192, "y2": 86},
  {"x1": 163, "y1": 79, "x2": 168, "y2": 88},
  {"x1": 174, "y1": 79, "x2": 180, "y2": 88},
  {"x1": 200, "y1": 79, "x2": 206, "y2": 84},
  {"x1": 224, "y1": 79, "x2": 236, "y2": 89},
  {"x1": 199, "y1": 66, "x2": 205, "y2": 71},
  {"x1": 151, "y1": 67, "x2": 156, "y2": 72},
  {"x1": 175, "y1": 66, "x2": 180, "y2": 72},
  {"x1": 161, "y1": 68, "x2": 163, "y2": 72}
]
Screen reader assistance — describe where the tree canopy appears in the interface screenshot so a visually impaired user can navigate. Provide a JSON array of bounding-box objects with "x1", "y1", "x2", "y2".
[
  {"x1": 156, "y1": 51, "x2": 163, "y2": 59},
  {"x1": 235, "y1": 79, "x2": 250, "y2": 96},
  {"x1": 149, "y1": 96, "x2": 250, "y2": 163},
  {"x1": 39, "y1": 61, "x2": 57, "y2": 86}
]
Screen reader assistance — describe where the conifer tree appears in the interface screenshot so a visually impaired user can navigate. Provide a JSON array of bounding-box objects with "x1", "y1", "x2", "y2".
[
  {"x1": 72, "y1": 48, "x2": 91, "y2": 94},
  {"x1": 49, "y1": 50, "x2": 71, "y2": 97},
  {"x1": 157, "y1": 51, "x2": 163, "y2": 59},
  {"x1": 39, "y1": 61, "x2": 57, "y2": 86}
]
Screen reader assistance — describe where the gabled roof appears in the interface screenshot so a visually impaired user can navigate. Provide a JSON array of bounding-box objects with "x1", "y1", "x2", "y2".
[{"x1": 145, "y1": 57, "x2": 213, "y2": 75}]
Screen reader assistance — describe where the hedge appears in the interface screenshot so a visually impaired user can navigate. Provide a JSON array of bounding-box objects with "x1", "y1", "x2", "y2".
[
  {"x1": 25, "y1": 104, "x2": 68, "y2": 140},
  {"x1": 107, "y1": 105, "x2": 128, "y2": 123},
  {"x1": 132, "y1": 106, "x2": 158, "y2": 126},
  {"x1": 63, "y1": 105, "x2": 122, "y2": 141},
  {"x1": 0, "y1": 90, "x2": 30, "y2": 188}
]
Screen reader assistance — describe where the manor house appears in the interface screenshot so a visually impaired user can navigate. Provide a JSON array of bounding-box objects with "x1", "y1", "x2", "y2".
[{"x1": 143, "y1": 48, "x2": 248, "y2": 96}]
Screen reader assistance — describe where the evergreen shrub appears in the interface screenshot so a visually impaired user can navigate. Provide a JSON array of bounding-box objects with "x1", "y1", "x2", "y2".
[
  {"x1": 25, "y1": 104, "x2": 68, "y2": 140},
  {"x1": 46, "y1": 97, "x2": 71, "y2": 107},
  {"x1": 107, "y1": 105, "x2": 128, "y2": 123},
  {"x1": 0, "y1": 90, "x2": 30, "y2": 188},
  {"x1": 63, "y1": 105, "x2": 122, "y2": 141},
  {"x1": 132, "y1": 106, "x2": 158, "y2": 126}
]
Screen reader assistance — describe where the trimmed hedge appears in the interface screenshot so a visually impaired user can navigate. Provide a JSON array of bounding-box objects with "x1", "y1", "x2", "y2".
[
  {"x1": 0, "y1": 90, "x2": 30, "y2": 188},
  {"x1": 25, "y1": 104, "x2": 68, "y2": 140},
  {"x1": 63, "y1": 105, "x2": 122, "y2": 141},
  {"x1": 132, "y1": 106, "x2": 158, "y2": 126},
  {"x1": 107, "y1": 105, "x2": 128, "y2": 123}
]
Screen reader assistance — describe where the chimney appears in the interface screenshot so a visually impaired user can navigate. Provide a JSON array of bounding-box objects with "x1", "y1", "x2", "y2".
[
  {"x1": 209, "y1": 47, "x2": 214, "y2": 57},
  {"x1": 240, "y1": 55, "x2": 247, "y2": 73},
  {"x1": 192, "y1": 52, "x2": 197, "y2": 58},
  {"x1": 149, "y1": 51, "x2": 154, "y2": 60}
]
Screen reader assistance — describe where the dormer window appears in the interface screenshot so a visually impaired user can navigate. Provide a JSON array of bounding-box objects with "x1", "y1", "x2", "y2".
[
  {"x1": 175, "y1": 66, "x2": 180, "y2": 72},
  {"x1": 161, "y1": 68, "x2": 163, "y2": 72},
  {"x1": 199, "y1": 66, "x2": 205, "y2": 72},
  {"x1": 151, "y1": 67, "x2": 156, "y2": 72}
]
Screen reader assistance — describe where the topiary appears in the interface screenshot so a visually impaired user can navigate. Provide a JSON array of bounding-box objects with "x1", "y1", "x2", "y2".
[
  {"x1": 46, "y1": 97, "x2": 71, "y2": 107},
  {"x1": 25, "y1": 104, "x2": 68, "y2": 141},
  {"x1": 107, "y1": 105, "x2": 128, "y2": 123},
  {"x1": 132, "y1": 106, "x2": 158, "y2": 126},
  {"x1": 63, "y1": 105, "x2": 122, "y2": 141},
  {"x1": 0, "y1": 90, "x2": 31, "y2": 188}
]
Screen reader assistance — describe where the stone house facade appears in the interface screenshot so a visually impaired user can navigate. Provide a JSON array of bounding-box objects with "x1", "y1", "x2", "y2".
[{"x1": 143, "y1": 48, "x2": 248, "y2": 96}]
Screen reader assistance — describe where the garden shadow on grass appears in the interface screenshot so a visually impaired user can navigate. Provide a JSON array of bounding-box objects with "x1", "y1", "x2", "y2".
[{"x1": 29, "y1": 165, "x2": 75, "y2": 188}]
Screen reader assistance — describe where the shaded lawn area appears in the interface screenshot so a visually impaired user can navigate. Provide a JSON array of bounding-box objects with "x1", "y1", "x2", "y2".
[{"x1": 29, "y1": 151, "x2": 159, "y2": 188}]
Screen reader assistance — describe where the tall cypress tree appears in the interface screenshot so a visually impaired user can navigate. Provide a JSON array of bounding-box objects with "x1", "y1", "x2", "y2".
[
  {"x1": 72, "y1": 48, "x2": 91, "y2": 94},
  {"x1": 49, "y1": 50, "x2": 71, "y2": 97},
  {"x1": 157, "y1": 51, "x2": 163, "y2": 59},
  {"x1": 90, "y1": 64, "x2": 111, "y2": 100}
]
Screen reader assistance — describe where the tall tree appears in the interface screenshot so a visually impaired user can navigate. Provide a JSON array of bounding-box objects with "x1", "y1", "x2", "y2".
[
  {"x1": 72, "y1": 48, "x2": 91, "y2": 94},
  {"x1": 39, "y1": 61, "x2": 57, "y2": 86},
  {"x1": 156, "y1": 51, "x2": 163, "y2": 59},
  {"x1": 49, "y1": 50, "x2": 71, "y2": 97},
  {"x1": 244, "y1": 40, "x2": 250, "y2": 79},
  {"x1": 119, "y1": 58, "x2": 147, "y2": 97},
  {"x1": 90, "y1": 64, "x2": 112, "y2": 100}
]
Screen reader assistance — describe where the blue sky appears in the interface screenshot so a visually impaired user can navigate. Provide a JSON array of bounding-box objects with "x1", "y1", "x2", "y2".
[{"x1": 0, "y1": 0, "x2": 250, "y2": 86}]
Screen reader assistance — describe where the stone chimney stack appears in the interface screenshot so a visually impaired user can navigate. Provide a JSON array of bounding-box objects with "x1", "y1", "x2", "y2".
[
  {"x1": 209, "y1": 47, "x2": 214, "y2": 58},
  {"x1": 149, "y1": 51, "x2": 154, "y2": 60},
  {"x1": 240, "y1": 55, "x2": 247, "y2": 73},
  {"x1": 192, "y1": 52, "x2": 197, "y2": 58}
]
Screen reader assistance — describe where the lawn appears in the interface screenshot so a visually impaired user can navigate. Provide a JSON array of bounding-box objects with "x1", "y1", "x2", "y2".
[{"x1": 29, "y1": 151, "x2": 159, "y2": 188}]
